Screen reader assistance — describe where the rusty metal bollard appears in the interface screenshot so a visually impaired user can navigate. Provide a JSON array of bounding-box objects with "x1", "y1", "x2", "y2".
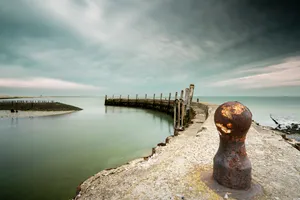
[{"x1": 213, "y1": 101, "x2": 253, "y2": 189}]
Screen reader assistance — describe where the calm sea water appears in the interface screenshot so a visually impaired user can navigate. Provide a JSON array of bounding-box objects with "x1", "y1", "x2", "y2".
[
  {"x1": 0, "y1": 97, "x2": 173, "y2": 200},
  {"x1": 195, "y1": 96, "x2": 300, "y2": 127},
  {"x1": 1, "y1": 96, "x2": 299, "y2": 200}
]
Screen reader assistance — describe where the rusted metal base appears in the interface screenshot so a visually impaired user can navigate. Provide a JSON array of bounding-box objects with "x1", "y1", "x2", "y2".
[
  {"x1": 201, "y1": 169, "x2": 263, "y2": 200},
  {"x1": 213, "y1": 140, "x2": 252, "y2": 189}
]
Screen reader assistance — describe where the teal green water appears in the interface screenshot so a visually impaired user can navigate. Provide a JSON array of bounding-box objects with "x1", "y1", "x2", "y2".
[
  {"x1": 1, "y1": 96, "x2": 299, "y2": 200},
  {"x1": 195, "y1": 96, "x2": 300, "y2": 127},
  {"x1": 0, "y1": 97, "x2": 173, "y2": 200}
]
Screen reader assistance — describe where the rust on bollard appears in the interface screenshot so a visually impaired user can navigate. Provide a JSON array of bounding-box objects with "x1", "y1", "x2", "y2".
[{"x1": 213, "y1": 101, "x2": 253, "y2": 190}]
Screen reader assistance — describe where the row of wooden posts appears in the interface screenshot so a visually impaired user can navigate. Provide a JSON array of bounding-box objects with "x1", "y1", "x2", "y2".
[
  {"x1": 173, "y1": 84, "x2": 195, "y2": 130},
  {"x1": 0, "y1": 100, "x2": 55, "y2": 104},
  {"x1": 106, "y1": 93, "x2": 173, "y2": 101},
  {"x1": 105, "y1": 84, "x2": 196, "y2": 130}
]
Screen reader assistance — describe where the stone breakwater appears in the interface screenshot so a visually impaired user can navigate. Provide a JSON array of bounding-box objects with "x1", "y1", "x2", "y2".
[
  {"x1": 0, "y1": 100, "x2": 82, "y2": 111},
  {"x1": 74, "y1": 102, "x2": 300, "y2": 200}
]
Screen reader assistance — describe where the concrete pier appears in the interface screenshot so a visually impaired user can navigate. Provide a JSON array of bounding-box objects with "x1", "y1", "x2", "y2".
[{"x1": 75, "y1": 102, "x2": 300, "y2": 200}]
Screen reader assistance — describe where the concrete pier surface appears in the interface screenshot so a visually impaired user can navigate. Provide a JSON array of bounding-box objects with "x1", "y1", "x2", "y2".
[{"x1": 75, "y1": 102, "x2": 300, "y2": 200}]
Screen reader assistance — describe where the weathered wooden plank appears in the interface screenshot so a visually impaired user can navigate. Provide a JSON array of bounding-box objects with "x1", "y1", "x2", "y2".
[
  {"x1": 177, "y1": 99, "x2": 180, "y2": 129},
  {"x1": 189, "y1": 84, "x2": 194, "y2": 103},
  {"x1": 181, "y1": 99, "x2": 185, "y2": 128},
  {"x1": 180, "y1": 90, "x2": 184, "y2": 99},
  {"x1": 168, "y1": 93, "x2": 171, "y2": 108},
  {"x1": 174, "y1": 99, "x2": 177, "y2": 128}
]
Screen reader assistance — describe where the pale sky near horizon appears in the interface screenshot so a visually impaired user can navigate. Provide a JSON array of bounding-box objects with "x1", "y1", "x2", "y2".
[{"x1": 0, "y1": 0, "x2": 300, "y2": 96}]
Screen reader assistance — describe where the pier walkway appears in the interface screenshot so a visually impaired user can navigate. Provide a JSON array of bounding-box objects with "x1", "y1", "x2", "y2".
[{"x1": 75, "y1": 85, "x2": 300, "y2": 200}]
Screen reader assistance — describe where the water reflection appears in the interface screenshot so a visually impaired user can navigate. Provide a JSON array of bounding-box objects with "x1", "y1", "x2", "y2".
[
  {"x1": 10, "y1": 117, "x2": 18, "y2": 127},
  {"x1": 105, "y1": 106, "x2": 174, "y2": 135},
  {"x1": 0, "y1": 97, "x2": 175, "y2": 200}
]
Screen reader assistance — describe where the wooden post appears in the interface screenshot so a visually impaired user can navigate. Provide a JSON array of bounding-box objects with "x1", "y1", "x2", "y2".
[
  {"x1": 184, "y1": 88, "x2": 190, "y2": 106},
  {"x1": 177, "y1": 99, "x2": 181, "y2": 129},
  {"x1": 175, "y1": 92, "x2": 178, "y2": 100},
  {"x1": 180, "y1": 90, "x2": 184, "y2": 100},
  {"x1": 168, "y1": 93, "x2": 171, "y2": 107},
  {"x1": 185, "y1": 88, "x2": 191, "y2": 123},
  {"x1": 153, "y1": 94, "x2": 155, "y2": 104},
  {"x1": 174, "y1": 99, "x2": 177, "y2": 128},
  {"x1": 197, "y1": 98, "x2": 199, "y2": 103},
  {"x1": 181, "y1": 99, "x2": 185, "y2": 127},
  {"x1": 189, "y1": 84, "x2": 195, "y2": 103},
  {"x1": 160, "y1": 93, "x2": 162, "y2": 108}
]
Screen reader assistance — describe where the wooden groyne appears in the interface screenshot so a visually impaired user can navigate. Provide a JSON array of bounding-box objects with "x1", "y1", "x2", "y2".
[
  {"x1": 105, "y1": 84, "x2": 195, "y2": 130},
  {"x1": 0, "y1": 100, "x2": 82, "y2": 111}
]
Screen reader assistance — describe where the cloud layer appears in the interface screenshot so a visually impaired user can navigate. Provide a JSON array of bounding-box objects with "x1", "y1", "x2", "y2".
[
  {"x1": 0, "y1": 0, "x2": 300, "y2": 96},
  {"x1": 212, "y1": 57, "x2": 300, "y2": 88},
  {"x1": 0, "y1": 77, "x2": 100, "y2": 90}
]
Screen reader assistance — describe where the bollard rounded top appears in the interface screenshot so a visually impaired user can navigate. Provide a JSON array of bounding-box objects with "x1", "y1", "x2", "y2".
[{"x1": 214, "y1": 101, "x2": 252, "y2": 139}]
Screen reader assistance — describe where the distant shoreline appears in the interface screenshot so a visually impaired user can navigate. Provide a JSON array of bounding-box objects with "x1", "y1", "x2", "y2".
[
  {"x1": 0, "y1": 100, "x2": 82, "y2": 111},
  {"x1": 0, "y1": 96, "x2": 33, "y2": 99}
]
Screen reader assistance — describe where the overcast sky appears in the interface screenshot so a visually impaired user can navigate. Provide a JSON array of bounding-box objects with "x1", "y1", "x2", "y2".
[{"x1": 0, "y1": 0, "x2": 299, "y2": 96}]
